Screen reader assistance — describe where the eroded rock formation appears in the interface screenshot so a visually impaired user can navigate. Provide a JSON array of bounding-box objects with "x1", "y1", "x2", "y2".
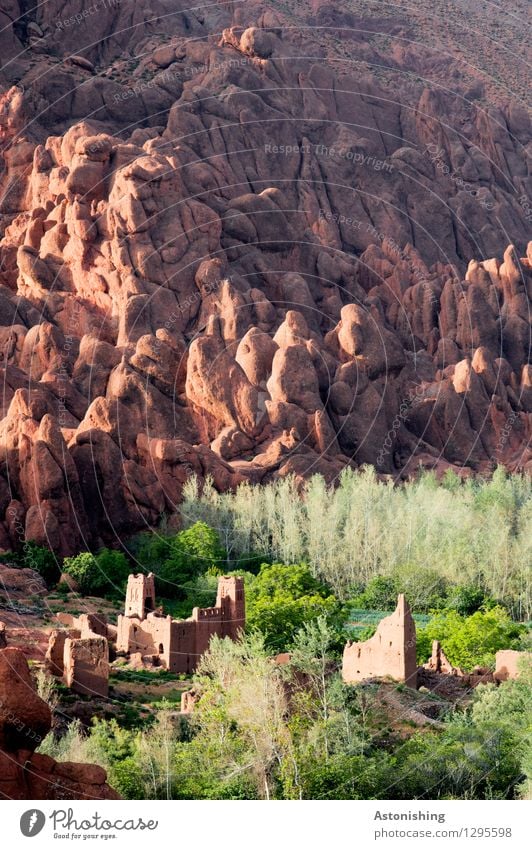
[{"x1": 0, "y1": 2, "x2": 530, "y2": 552}]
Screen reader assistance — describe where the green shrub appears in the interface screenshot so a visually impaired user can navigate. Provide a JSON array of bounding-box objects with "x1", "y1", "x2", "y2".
[
  {"x1": 2, "y1": 541, "x2": 60, "y2": 588},
  {"x1": 245, "y1": 562, "x2": 341, "y2": 651},
  {"x1": 351, "y1": 576, "x2": 398, "y2": 610},
  {"x1": 351, "y1": 567, "x2": 448, "y2": 614},
  {"x1": 62, "y1": 549, "x2": 130, "y2": 596},
  {"x1": 444, "y1": 584, "x2": 497, "y2": 616},
  {"x1": 417, "y1": 607, "x2": 525, "y2": 670}
]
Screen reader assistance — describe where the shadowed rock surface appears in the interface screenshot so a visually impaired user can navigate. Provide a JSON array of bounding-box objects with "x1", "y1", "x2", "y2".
[{"x1": 0, "y1": 1, "x2": 530, "y2": 552}]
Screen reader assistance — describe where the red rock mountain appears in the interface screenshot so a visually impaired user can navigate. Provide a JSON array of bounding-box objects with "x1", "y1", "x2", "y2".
[{"x1": 0, "y1": 1, "x2": 530, "y2": 553}]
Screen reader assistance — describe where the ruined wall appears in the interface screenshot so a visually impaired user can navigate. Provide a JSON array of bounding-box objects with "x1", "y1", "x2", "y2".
[
  {"x1": 141, "y1": 614, "x2": 173, "y2": 667},
  {"x1": 169, "y1": 619, "x2": 197, "y2": 674},
  {"x1": 64, "y1": 636, "x2": 109, "y2": 698},
  {"x1": 78, "y1": 613, "x2": 108, "y2": 639},
  {"x1": 495, "y1": 650, "x2": 531, "y2": 682},
  {"x1": 116, "y1": 615, "x2": 133, "y2": 655},
  {"x1": 45, "y1": 629, "x2": 68, "y2": 677},
  {"x1": 55, "y1": 613, "x2": 75, "y2": 628},
  {"x1": 193, "y1": 605, "x2": 224, "y2": 659},
  {"x1": 424, "y1": 640, "x2": 460, "y2": 675},
  {"x1": 342, "y1": 595, "x2": 417, "y2": 687},
  {"x1": 181, "y1": 690, "x2": 198, "y2": 714},
  {"x1": 117, "y1": 613, "x2": 170, "y2": 659}
]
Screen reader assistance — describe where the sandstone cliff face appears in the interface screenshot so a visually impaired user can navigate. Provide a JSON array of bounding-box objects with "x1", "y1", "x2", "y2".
[
  {"x1": 0, "y1": 647, "x2": 119, "y2": 799},
  {"x1": 0, "y1": 2, "x2": 530, "y2": 552}
]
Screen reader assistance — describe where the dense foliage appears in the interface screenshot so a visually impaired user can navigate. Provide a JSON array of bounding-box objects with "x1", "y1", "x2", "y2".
[
  {"x1": 62, "y1": 548, "x2": 130, "y2": 596},
  {"x1": 181, "y1": 467, "x2": 531, "y2": 618},
  {"x1": 245, "y1": 562, "x2": 341, "y2": 651},
  {"x1": 416, "y1": 607, "x2": 527, "y2": 670},
  {"x1": 130, "y1": 521, "x2": 226, "y2": 600}
]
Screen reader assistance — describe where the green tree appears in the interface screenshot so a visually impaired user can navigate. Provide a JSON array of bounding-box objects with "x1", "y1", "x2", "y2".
[
  {"x1": 62, "y1": 548, "x2": 130, "y2": 596},
  {"x1": 444, "y1": 584, "x2": 496, "y2": 616},
  {"x1": 192, "y1": 633, "x2": 298, "y2": 799},
  {"x1": 179, "y1": 469, "x2": 532, "y2": 618},
  {"x1": 417, "y1": 607, "x2": 525, "y2": 670},
  {"x1": 351, "y1": 576, "x2": 398, "y2": 610},
  {"x1": 134, "y1": 522, "x2": 226, "y2": 599},
  {"x1": 95, "y1": 548, "x2": 131, "y2": 594},
  {"x1": 245, "y1": 563, "x2": 340, "y2": 652},
  {"x1": 62, "y1": 552, "x2": 100, "y2": 594},
  {"x1": 397, "y1": 721, "x2": 522, "y2": 800},
  {"x1": 2, "y1": 541, "x2": 60, "y2": 588},
  {"x1": 290, "y1": 617, "x2": 339, "y2": 759}
]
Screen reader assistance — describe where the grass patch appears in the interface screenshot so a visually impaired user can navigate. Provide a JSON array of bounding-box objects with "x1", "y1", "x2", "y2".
[{"x1": 110, "y1": 668, "x2": 177, "y2": 684}]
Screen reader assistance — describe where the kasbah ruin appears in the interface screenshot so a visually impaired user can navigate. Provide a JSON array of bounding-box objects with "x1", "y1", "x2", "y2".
[
  {"x1": 40, "y1": 573, "x2": 246, "y2": 697},
  {"x1": 1, "y1": 571, "x2": 528, "y2": 706},
  {"x1": 0, "y1": 570, "x2": 530, "y2": 799}
]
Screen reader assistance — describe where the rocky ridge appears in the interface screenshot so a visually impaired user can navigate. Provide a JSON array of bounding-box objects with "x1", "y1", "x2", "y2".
[{"x1": 0, "y1": 1, "x2": 530, "y2": 554}]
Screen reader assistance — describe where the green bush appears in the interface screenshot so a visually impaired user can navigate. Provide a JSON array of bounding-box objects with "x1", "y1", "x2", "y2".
[
  {"x1": 245, "y1": 562, "x2": 341, "y2": 651},
  {"x1": 62, "y1": 549, "x2": 130, "y2": 596},
  {"x1": 351, "y1": 576, "x2": 398, "y2": 610},
  {"x1": 351, "y1": 567, "x2": 448, "y2": 614},
  {"x1": 96, "y1": 549, "x2": 130, "y2": 594},
  {"x1": 417, "y1": 607, "x2": 525, "y2": 670},
  {"x1": 444, "y1": 584, "x2": 496, "y2": 616},
  {"x1": 2, "y1": 541, "x2": 60, "y2": 588}
]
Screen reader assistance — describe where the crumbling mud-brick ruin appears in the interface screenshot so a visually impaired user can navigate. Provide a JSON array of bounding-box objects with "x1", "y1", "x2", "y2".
[
  {"x1": 494, "y1": 650, "x2": 529, "y2": 682},
  {"x1": 46, "y1": 612, "x2": 111, "y2": 697},
  {"x1": 117, "y1": 573, "x2": 245, "y2": 673},
  {"x1": 342, "y1": 594, "x2": 418, "y2": 687},
  {"x1": 342, "y1": 595, "x2": 531, "y2": 689},
  {"x1": 64, "y1": 636, "x2": 109, "y2": 698},
  {"x1": 42, "y1": 574, "x2": 245, "y2": 694}
]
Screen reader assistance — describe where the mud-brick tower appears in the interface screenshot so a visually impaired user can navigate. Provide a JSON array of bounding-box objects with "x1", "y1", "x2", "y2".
[
  {"x1": 342, "y1": 594, "x2": 417, "y2": 687},
  {"x1": 216, "y1": 576, "x2": 245, "y2": 640},
  {"x1": 124, "y1": 573, "x2": 156, "y2": 620}
]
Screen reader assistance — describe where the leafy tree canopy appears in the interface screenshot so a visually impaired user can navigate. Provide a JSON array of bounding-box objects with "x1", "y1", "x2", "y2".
[
  {"x1": 133, "y1": 522, "x2": 226, "y2": 599},
  {"x1": 245, "y1": 562, "x2": 341, "y2": 652},
  {"x1": 416, "y1": 606, "x2": 526, "y2": 670},
  {"x1": 62, "y1": 548, "x2": 130, "y2": 596}
]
